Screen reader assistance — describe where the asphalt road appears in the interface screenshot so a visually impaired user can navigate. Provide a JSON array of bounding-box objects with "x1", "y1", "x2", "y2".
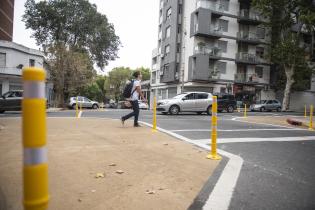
[{"x1": 1, "y1": 109, "x2": 315, "y2": 210}]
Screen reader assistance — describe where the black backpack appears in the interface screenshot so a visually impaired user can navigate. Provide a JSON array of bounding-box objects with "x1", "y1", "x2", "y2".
[{"x1": 123, "y1": 80, "x2": 136, "y2": 98}]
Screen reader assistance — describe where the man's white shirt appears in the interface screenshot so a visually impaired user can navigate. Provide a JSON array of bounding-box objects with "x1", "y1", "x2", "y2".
[{"x1": 131, "y1": 80, "x2": 141, "y2": 101}]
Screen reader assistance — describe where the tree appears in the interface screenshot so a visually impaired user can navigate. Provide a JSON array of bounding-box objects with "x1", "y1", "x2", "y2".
[
  {"x1": 135, "y1": 67, "x2": 151, "y2": 81},
  {"x1": 23, "y1": 0, "x2": 120, "y2": 69},
  {"x1": 253, "y1": 0, "x2": 315, "y2": 110},
  {"x1": 23, "y1": 0, "x2": 120, "y2": 106},
  {"x1": 108, "y1": 67, "x2": 133, "y2": 101},
  {"x1": 46, "y1": 44, "x2": 96, "y2": 106}
]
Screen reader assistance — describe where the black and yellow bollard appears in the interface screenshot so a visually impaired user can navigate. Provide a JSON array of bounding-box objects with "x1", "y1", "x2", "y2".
[
  {"x1": 207, "y1": 96, "x2": 222, "y2": 160},
  {"x1": 22, "y1": 67, "x2": 49, "y2": 210},
  {"x1": 152, "y1": 96, "x2": 157, "y2": 132},
  {"x1": 309, "y1": 105, "x2": 314, "y2": 131}
]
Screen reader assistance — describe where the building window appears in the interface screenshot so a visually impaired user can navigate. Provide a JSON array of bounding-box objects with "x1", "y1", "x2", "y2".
[
  {"x1": 163, "y1": 64, "x2": 169, "y2": 75},
  {"x1": 177, "y1": 24, "x2": 181, "y2": 34},
  {"x1": 257, "y1": 27, "x2": 265, "y2": 39},
  {"x1": 217, "y1": 61, "x2": 227, "y2": 74},
  {"x1": 218, "y1": 40, "x2": 227, "y2": 53},
  {"x1": 177, "y1": 43, "x2": 181, "y2": 53},
  {"x1": 166, "y1": 7, "x2": 172, "y2": 20},
  {"x1": 220, "y1": 0, "x2": 229, "y2": 11},
  {"x1": 166, "y1": 26, "x2": 171, "y2": 38},
  {"x1": 219, "y1": 19, "x2": 228, "y2": 32},
  {"x1": 256, "y1": 47, "x2": 264, "y2": 59},
  {"x1": 9, "y1": 84, "x2": 23, "y2": 91},
  {"x1": 165, "y1": 45, "x2": 170, "y2": 55},
  {"x1": 255, "y1": 66, "x2": 263, "y2": 78},
  {"x1": 0, "y1": 53, "x2": 6, "y2": 67},
  {"x1": 29, "y1": 59, "x2": 35, "y2": 67},
  {"x1": 220, "y1": 87, "x2": 227, "y2": 93}
]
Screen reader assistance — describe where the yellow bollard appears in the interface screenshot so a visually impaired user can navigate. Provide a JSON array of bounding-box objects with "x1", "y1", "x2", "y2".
[
  {"x1": 152, "y1": 96, "x2": 157, "y2": 132},
  {"x1": 207, "y1": 96, "x2": 222, "y2": 160},
  {"x1": 309, "y1": 105, "x2": 314, "y2": 131},
  {"x1": 304, "y1": 105, "x2": 307, "y2": 118},
  {"x1": 76, "y1": 97, "x2": 78, "y2": 118},
  {"x1": 244, "y1": 104, "x2": 247, "y2": 118},
  {"x1": 22, "y1": 67, "x2": 49, "y2": 210},
  {"x1": 237, "y1": 105, "x2": 240, "y2": 113}
]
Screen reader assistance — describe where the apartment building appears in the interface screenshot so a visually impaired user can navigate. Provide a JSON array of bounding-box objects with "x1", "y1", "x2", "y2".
[
  {"x1": 0, "y1": 40, "x2": 54, "y2": 103},
  {"x1": 151, "y1": 0, "x2": 277, "y2": 106}
]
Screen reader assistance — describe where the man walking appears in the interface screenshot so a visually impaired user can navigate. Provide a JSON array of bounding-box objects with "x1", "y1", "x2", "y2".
[{"x1": 121, "y1": 71, "x2": 146, "y2": 127}]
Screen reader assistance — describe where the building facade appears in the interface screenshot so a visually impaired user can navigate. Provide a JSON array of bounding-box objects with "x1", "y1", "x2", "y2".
[
  {"x1": 0, "y1": 0, "x2": 14, "y2": 41},
  {"x1": 0, "y1": 40, "x2": 54, "y2": 104},
  {"x1": 150, "y1": 0, "x2": 277, "y2": 107}
]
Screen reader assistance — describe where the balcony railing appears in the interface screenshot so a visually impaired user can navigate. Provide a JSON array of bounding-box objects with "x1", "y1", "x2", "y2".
[
  {"x1": 210, "y1": 27, "x2": 224, "y2": 35},
  {"x1": 0, "y1": 67, "x2": 22, "y2": 75},
  {"x1": 239, "y1": 9, "x2": 263, "y2": 22},
  {"x1": 234, "y1": 73, "x2": 259, "y2": 83},
  {"x1": 237, "y1": 31, "x2": 264, "y2": 42},
  {"x1": 236, "y1": 52, "x2": 266, "y2": 64},
  {"x1": 196, "y1": 0, "x2": 226, "y2": 13},
  {"x1": 194, "y1": 46, "x2": 222, "y2": 57}
]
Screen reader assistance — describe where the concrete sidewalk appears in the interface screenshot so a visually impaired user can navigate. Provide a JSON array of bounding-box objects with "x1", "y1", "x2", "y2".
[{"x1": 0, "y1": 117, "x2": 218, "y2": 210}]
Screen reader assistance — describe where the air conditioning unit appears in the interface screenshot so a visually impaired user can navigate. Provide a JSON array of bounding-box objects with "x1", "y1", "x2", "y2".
[
  {"x1": 160, "y1": 54, "x2": 165, "y2": 58},
  {"x1": 160, "y1": 71, "x2": 164, "y2": 76}
]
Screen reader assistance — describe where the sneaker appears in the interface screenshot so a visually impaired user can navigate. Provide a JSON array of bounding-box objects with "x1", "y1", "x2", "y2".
[
  {"x1": 121, "y1": 117, "x2": 125, "y2": 126},
  {"x1": 134, "y1": 124, "x2": 141, "y2": 127}
]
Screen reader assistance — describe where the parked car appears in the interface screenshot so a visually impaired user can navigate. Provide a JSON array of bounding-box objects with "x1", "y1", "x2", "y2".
[
  {"x1": 138, "y1": 100, "x2": 149, "y2": 110},
  {"x1": 250, "y1": 100, "x2": 282, "y2": 112},
  {"x1": 157, "y1": 92, "x2": 213, "y2": 115},
  {"x1": 214, "y1": 93, "x2": 237, "y2": 113},
  {"x1": 0, "y1": 90, "x2": 23, "y2": 113},
  {"x1": 68, "y1": 96, "x2": 99, "y2": 109}
]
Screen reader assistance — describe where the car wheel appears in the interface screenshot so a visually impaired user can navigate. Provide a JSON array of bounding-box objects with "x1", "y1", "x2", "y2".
[
  {"x1": 196, "y1": 112, "x2": 203, "y2": 115},
  {"x1": 72, "y1": 104, "x2": 76, "y2": 110},
  {"x1": 218, "y1": 110, "x2": 223, "y2": 113},
  {"x1": 206, "y1": 105, "x2": 212, "y2": 115},
  {"x1": 227, "y1": 105, "x2": 234, "y2": 113},
  {"x1": 169, "y1": 105, "x2": 180, "y2": 115},
  {"x1": 162, "y1": 112, "x2": 168, "y2": 115},
  {"x1": 260, "y1": 107, "x2": 265, "y2": 112},
  {"x1": 277, "y1": 107, "x2": 281, "y2": 112},
  {"x1": 92, "y1": 104, "x2": 99, "y2": 109},
  {"x1": 0, "y1": 110, "x2": 5, "y2": 114}
]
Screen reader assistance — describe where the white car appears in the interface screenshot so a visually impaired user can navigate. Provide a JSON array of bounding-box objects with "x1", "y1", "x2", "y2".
[
  {"x1": 139, "y1": 100, "x2": 149, "y2": 109},
  {"x1": 68, "y1": 96, "x2": 99, "y2": 109},
  {"x1": 157, "y1": 92, "x2": 213, "y2": 115}
]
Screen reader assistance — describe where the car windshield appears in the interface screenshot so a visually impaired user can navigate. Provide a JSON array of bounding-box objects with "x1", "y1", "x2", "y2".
[
  {"x1": 258, "y1": 100, "x2": 267, "y2": 104},
  {"x1": 173, "y1": 94, "x2": 186, "y2": 99}
]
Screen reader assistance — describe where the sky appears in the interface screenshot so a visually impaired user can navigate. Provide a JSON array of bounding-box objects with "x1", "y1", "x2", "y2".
[{"x1": 13, "y1": 0, "x2": 159, "y2": 74}]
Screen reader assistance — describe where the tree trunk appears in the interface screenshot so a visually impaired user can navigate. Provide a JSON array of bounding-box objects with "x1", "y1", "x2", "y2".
[{"x1": 282, "y1": 66, "x2": 294, "y2": 111}]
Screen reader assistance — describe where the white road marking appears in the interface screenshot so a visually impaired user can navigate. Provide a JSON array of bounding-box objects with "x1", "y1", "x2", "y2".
[
  {"x1": 170, "y1": 128, "x2": 302, "y2": 132},
  {"x1": 139, "y1": 121, "x2": 243, "y2": 210},
  {"x1": 231, "y1": 117, "x2": 306, "y2": 130},
  {"x1": 194, "y1": 136, "x2": 315, "y2": 144}
]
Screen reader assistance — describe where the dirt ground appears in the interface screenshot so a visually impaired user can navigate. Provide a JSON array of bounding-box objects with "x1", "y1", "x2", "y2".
[{"x1": 0, "y1": 117, "x2": 218, "y2": 210}]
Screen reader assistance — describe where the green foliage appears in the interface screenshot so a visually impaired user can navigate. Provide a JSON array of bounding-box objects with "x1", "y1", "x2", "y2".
[
  {"x1": 253, "y1": 0, "x2": 315, "y2": 92},
  {"x1": 23, "y1": 0, "x2": 120, "y2": 69},
  {"x1": 135, "y1": 67, "x2": 151, "y2": 81},
  {"x1": 107, "y1": 67, "x2": 133, "y2": 101}
]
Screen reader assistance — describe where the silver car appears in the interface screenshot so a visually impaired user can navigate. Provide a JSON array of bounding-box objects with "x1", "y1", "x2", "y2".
[
  {"x1": 157, "y1": 92, "x2": 213, "y2": 115},
  {"x1": 250, "y1": 100, "x2": 282, "y2": 112},
  {"x1": 68, "y1": 96, "x2": 99, "y2": 109}
]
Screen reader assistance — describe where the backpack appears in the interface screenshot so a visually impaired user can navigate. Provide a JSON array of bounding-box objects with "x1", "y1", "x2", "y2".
[{"x1": 123, "y1": 80, "x2": 136, "y2": 98}]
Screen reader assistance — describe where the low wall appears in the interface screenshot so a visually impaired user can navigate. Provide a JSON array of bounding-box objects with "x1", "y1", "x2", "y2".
[{"x1": 276, "y1": 91, "x2": 315, "y2": 111}]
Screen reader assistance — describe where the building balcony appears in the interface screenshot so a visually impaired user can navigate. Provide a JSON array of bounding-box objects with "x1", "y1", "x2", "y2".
[
  {"x1": 234, "y1": 73, "x2": 260, "y2": 83},
  {"x1": 194, "y1": 46, "x2": 222, "y2": 60},
  {"x1": 193, "y1": 24, "x2": 224, "y2": 39},
  {"x1": 0, "y1": 67, "x2": 22, "y2": 76},
  {"x1": 235, "y1": 52, "x2": 269, "y2": 65},
  {"x1": 238, "y1": 9, "x2": 264, "y2": 25},
  {"x1": 196, "y1": 0, "x2": 229, "y2": 18},
  {"x1": 237, "y1": 31, "x2": 266, "y2": 45}
]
